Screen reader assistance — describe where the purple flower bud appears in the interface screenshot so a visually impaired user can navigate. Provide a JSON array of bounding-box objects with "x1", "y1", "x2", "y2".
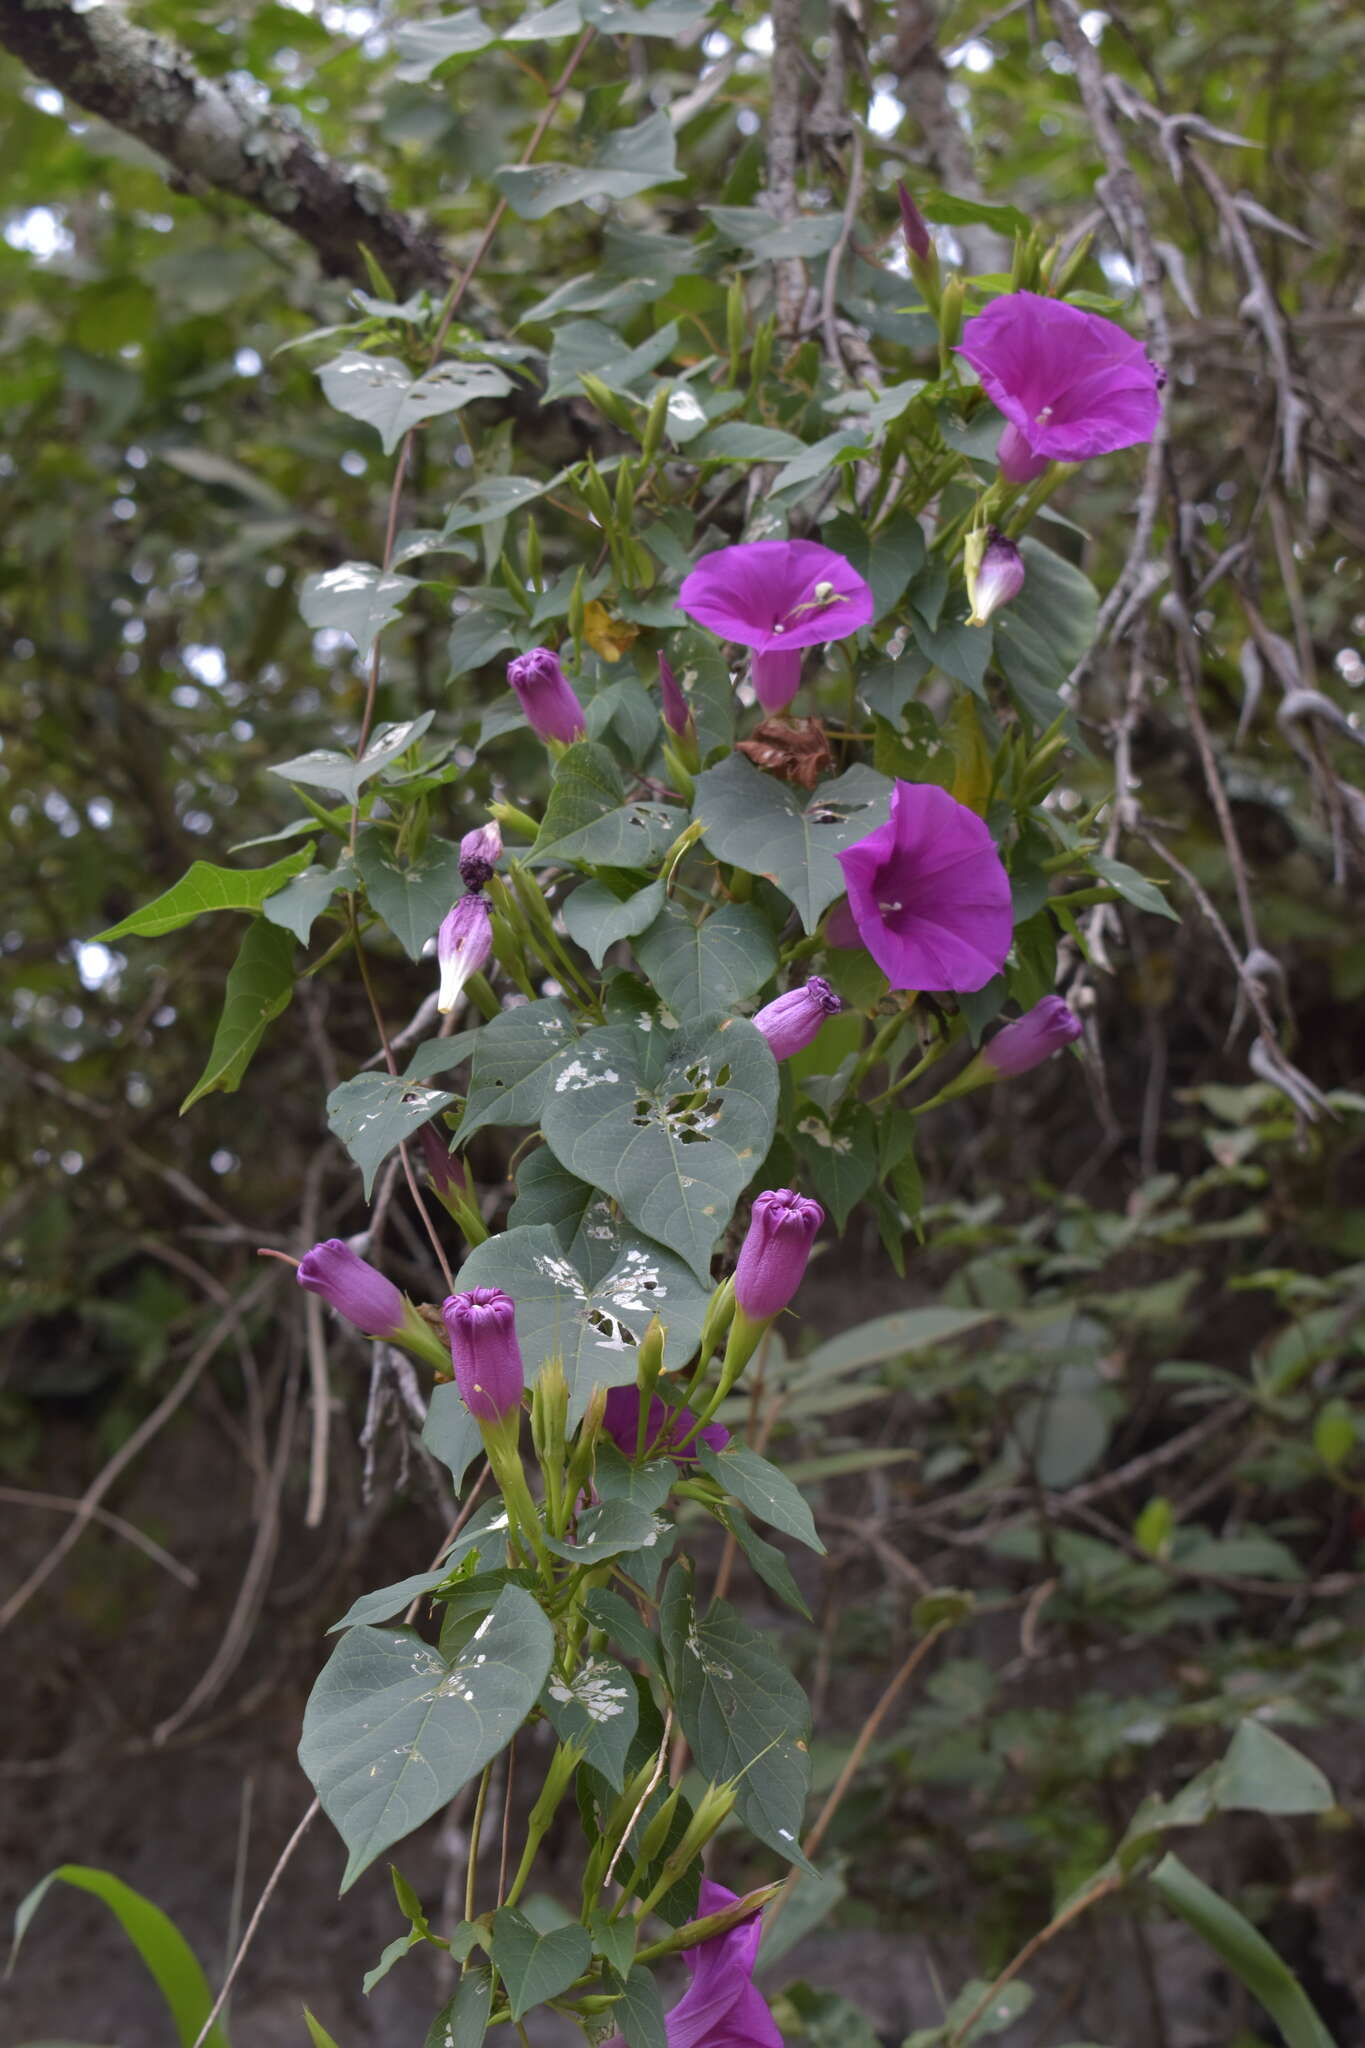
[
  {"x1": 896, "y1": 180, "x2": 933, "y2": 262},
  {"x1": 419, "y1": 1121, "x2": 469, "y2": 1198},
  {"x1": 442, "y1": 1285, "x2": 525, "y2": 1424},
  {"x1": 458, "y1": 821, "x2": 502, "y2": 893},
  {"x1": 733, "y1": 1189, "x2": 824, "y2": 1321},
  {"x1": 967, "y1": 530, "x2": 1026, "y2": 627},
  {"x1": 982, "y1": 996, "x2": 1083, "y2": 1076},
  {"x1": 601, "y1": 1386, "x2": 730, "y2": 1462},
  {"x1": 658, "y1": 651, "x2": 691, "y2": 737},
  {"x1": 506, "y1": 646, "x2": 587, "y2": 746},
  {"x1": 752, "y1": 976, "x2": 843, "y2": 1061},
  {"x1": 437, "y1": 894, "x2": 493, "y2": 1015},
  {"x1": 297, "y1": 1239, "x2": 404, "y2": 1338}
]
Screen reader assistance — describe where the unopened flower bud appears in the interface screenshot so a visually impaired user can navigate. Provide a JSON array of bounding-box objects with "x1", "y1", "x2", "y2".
[
  {"x1": 896, "y1": 180, "x2": 933, "y2": 262},
  {"x1": 442, "y1": 1286, "x2": 525, "y2": 1424},
  {"x1": 458, "y1": 821, "x2": 502, "y2": 892},
  {"x1": 981, "y1": 995, "x2": 1082, "y2": 1076},
  {"x1": 733, "y1": 1189, "x2": 824, "y2": 1321},
  {"x1": 418, "y1": 1122, "x2": 468, "y2": 1199},
  {"x1": 752, "y1": 975, "x2": 842, "y2": 1061},
  {"x1": 506, "y1": 646, "x2": 587, "y2": 746},
  {"x1": 436, "y1": 894, "x2": 493, "y2": 1015},
  {"x1": 658, "y1": 651, "x2": 691, "y2": 738},
  {"x1": 966, "y1": 529, "x2": 1026, "y2": 627},
  {"x1": 297, "y1": 1240, "x2": 404, "y2": 1339}
]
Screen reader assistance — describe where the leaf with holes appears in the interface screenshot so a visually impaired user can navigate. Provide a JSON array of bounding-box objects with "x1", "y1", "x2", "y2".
[
  {"x1": 354, "y1": 828, "x2": 465, "y2": 960},
  {"x1": 326, "y1": 1054, "x2": 471, "y2": 1200},
  {"x1": 661, "y1": 1573, "x2": 812, "y2": 1868},
  {"x1": 562, "y1": 879, "x2": 666, "y2": 969},
  {"x1": 530, "y1": 741, "x2": 678, "y2": 868},
  {"x1": 270, "y1": 713, "x2": 436, "y2": 805},
  {"x1": 545, "y1": 1497, "x2": 668, "y2": 1564},
  {"x1": 300, "y1": 562, "x2": 418, "y2": 660},
  {"x1": 794, "y1": 1099, "x2": 877, "y2": 1229},
  {"x1": 540, "y1": 1018, "x2": 778, "y2": 1281},
  {"x1": 318, "y1": 353, "x2": 513, "y2": 455},
  {"x1": 458, "y1": 998, "x2": 578, "y2": 1142},
  {"x1": 453, "y1": 1222, "x2": 710, "y2": 1420},
  {"x1": 692, "y1": 755, "x2": 892, "y2": 933},
  {"x1": 494, "y1": 112, "x2": 682, "y2": 220},
  {"x1": 542, "y1": 1656, "x2": 639, "y2": 1788},
  {"x1": 635, "y1": 899, "x2": 778, "y2": 1023},
  {"x1": 298, "y1": 1586, "x2": 553, "y2": 1890}
]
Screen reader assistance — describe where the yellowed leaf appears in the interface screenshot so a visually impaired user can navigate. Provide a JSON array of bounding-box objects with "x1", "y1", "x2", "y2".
[{"x1": 582, "y1": 600, "x2": 639, "y2": 664}]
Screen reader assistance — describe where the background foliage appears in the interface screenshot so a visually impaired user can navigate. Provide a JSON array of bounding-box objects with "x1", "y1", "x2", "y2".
[{"x1": 2, "y1": 0, "x2": 1364, "y2": 2041}]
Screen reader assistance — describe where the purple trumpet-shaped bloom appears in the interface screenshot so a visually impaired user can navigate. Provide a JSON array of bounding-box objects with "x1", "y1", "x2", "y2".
[
  {"x1": 897, "y1": 180, "x2": 933, "y2": 262},
  {"x1": 442, "y1": 1285, "x2": 525, "y2": 1424},
  {"x1": 677, "y1": 540, "x2": 874, "y2": 713},
  {"x1": 956, "y1": 291, "x2": 1163, "y2": 483},
  {"x1": 605, "y1": 1881, "x2": 781, "y2": 2048},
  {"x1": 297, "y1": 1240, "x2": 404, "y2": 1339},
  {"x1": 752, "y1": 975, "x2": 843, "y2": 1061},
  {"x1": 734, "y1": 1189, "x2": 824, "y2": 1321},
  {"x1": 458, "y1": 821, "x2": 502, "y2": 892},
  {"x1": 507, "y1": 646, "x2": 588, "y2": 745},
  {"x1": 982, "y1": 995, "x2": 1082, "y2": 1076},
  {"x1": 658, "y1": 651, "x2": 692, "y2": 737},
  {"x1": 437, "y1": 893, "x2": 493, "y2": 1015},
  {"x1": 602, "y1": 1386, "x2": 730, "y2": 1461},
  {"x1": 967, "y1": 530, "x2": 1025, "y2": 627},
  {"x1": 835, "y1": 781, "x2": 1012, "y2": 994}
]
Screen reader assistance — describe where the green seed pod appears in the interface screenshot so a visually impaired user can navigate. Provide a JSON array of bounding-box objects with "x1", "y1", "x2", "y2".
[{"x1": 640, "y1": 382, "x2": 671, "y2": 466}]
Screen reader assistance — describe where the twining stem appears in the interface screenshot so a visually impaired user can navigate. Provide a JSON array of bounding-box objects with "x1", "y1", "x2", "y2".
[
  {"x1": 942, "y1": 1867, "x2": 1124, "y2": 2046},
  {"x1": 764, "y1": 1622, "x2": 948, "y2": 1937},
  {"x1": 465, "y1": 1761, "x2": 495, "y2": 1924},
  {"x1": 866, "y1": 1036, "x2": 952, "y2": 1110}
]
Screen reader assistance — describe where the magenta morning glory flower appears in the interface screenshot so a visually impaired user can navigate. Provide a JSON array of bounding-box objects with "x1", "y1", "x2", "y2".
[
  {"x1": 956, "y1": 291, "x2": 1162, "y2": 484},
  {"x1": 835, "y1": 781, "x2": 1012, "y2": 993},
  {"x1": 606, "y1": 1881, "x2": 781, "y2": 2048},
  {"x1": 602, "y1": 1386, "x2": 730, "y2": 1461},
  {"x1": 677, "y1": 540, "x2": 874, "y2": 712}
]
